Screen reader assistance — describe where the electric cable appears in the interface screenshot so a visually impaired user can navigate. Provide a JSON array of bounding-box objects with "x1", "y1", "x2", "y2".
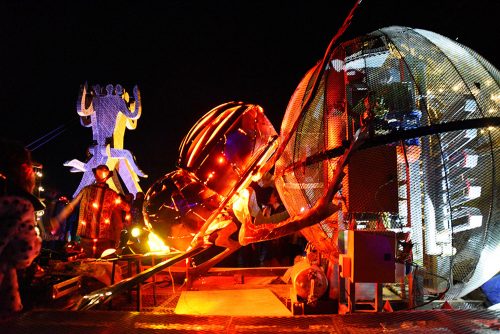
[
  {"x1": 27, "y1": 118, "x2": 79, "y2": 151},
  {"x1": 402, "y1": 262, "x2": 451, "y2": 311}
]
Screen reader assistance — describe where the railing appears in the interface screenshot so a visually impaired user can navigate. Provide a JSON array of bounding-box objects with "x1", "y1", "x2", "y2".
[{"x1": 75, "y1": 245, "x2": 210, "y2": 310}]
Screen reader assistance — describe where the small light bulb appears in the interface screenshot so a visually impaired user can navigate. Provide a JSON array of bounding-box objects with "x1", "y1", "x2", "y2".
[{"x1": 131, "y1": 227, "x2": 141, "y2": 238}]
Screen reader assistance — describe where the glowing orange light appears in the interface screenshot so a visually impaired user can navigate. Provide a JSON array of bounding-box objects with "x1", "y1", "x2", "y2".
[
  {"x1": 80, "y1": 221, "x2": 86, "y2": 226},
  {"x1": 125, "y1": 214, "x2": 131, "y2": 221},
  {"x1": 92, "y1": 202, "x2": 99, "y2": 209},
  {"x1": 131, "y1": 227, "x2": 141, "y2": 238},
  {"x1": 105, "y1": 218, "x2": 110, "y2": 224},
  {"x1": 93, "y1": 238, "x2": 98, "y2": 242},
  {"x1": 147, "y1": 232, "x2": 170, "y2": 253},
  {"x1": 218, "y1": 156, "x2": 225, "y2": 164},
  {"x1": 115, "y1": 198, "x2": 121, "y2": 204},
  {"x1": 99, "y1": 170, "x2": 109, "y2": 179}
]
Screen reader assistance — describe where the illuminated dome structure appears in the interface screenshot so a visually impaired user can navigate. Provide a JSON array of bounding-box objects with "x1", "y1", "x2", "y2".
[
  {"x1": 274, "y1": 26, "x2": 500, "y2": 299},
  {"x1": 142, "y1": 169, "x2": 223, "y2": 252},
  {"x1": 177, "y1": 101, "x2": 278, "y2": 199},
  {"x1": 143, "y1": 101, "x2": 278, "y2": 251}
]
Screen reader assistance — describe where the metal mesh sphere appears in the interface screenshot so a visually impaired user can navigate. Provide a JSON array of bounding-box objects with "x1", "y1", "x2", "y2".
[{"x1": 274, "y1": 26, "x2": 500, "y2": 298}]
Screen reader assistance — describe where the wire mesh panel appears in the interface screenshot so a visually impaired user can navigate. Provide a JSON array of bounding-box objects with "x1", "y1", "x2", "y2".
[{"x1": 5, "y1": 309, "x2": 500, "y2": 333}]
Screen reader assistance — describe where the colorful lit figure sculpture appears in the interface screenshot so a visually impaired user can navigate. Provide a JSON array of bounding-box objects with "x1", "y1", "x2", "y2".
[{"x1": 64, "y1": 83, "x2": 147, "y2": 198}]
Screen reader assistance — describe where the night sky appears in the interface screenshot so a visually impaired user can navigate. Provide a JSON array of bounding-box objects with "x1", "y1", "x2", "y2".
[{"x1": 1, "y1": 0, "x2": 498, "y2": 197}]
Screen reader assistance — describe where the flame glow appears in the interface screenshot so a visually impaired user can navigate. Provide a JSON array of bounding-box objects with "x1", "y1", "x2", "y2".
[{"x1": 147, "y1": 231, "x2": 170, "y2": 252}]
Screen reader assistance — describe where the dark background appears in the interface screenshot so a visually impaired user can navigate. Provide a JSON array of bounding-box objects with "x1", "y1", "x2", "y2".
[{"x1": 1, "y1": 0, "x2": 498, "y2": 197}]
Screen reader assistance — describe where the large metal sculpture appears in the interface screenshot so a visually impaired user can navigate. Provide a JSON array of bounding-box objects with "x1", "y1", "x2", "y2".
[
  {"x1": 78, "y1": 25, "x2": 500, "y2": 311},
  {"x1": 64, "y1": 83, "x2": 147, "y2": 198},
  {"x1": 143, "y1": 26, "x2": 500, "y2": 301}
]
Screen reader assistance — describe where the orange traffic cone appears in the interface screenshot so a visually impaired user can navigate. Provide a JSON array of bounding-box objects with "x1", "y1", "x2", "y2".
[
  {"x1": 441, "y1": 301, "x2": 453, "y2": 309},
  {"x1": 382, "y1": 300, "x2": 394, "y2": 312}
]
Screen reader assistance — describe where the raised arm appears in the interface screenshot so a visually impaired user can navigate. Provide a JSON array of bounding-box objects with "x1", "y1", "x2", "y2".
[{"x1": 50, "y1": 191, "x2": 84, "y2": 235}]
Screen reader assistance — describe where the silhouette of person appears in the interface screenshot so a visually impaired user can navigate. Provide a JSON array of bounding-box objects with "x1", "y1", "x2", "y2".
[
  {"x1": 130, "y1": 191, "x2": 145, "y2": 226},
  {"x1": 117, "y1": 193, "x2": 134, "y2": 230}
]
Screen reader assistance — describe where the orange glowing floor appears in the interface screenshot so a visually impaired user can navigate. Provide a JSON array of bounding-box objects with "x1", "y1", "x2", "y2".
[{"x1": 175, "y1": 288, "x2": 292, "y2": 316}]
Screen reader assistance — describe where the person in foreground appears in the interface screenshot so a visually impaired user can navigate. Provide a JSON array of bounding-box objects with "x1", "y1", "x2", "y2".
[{"x1": 0, "y1": 138, "x2": 43, "y2": 316}]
